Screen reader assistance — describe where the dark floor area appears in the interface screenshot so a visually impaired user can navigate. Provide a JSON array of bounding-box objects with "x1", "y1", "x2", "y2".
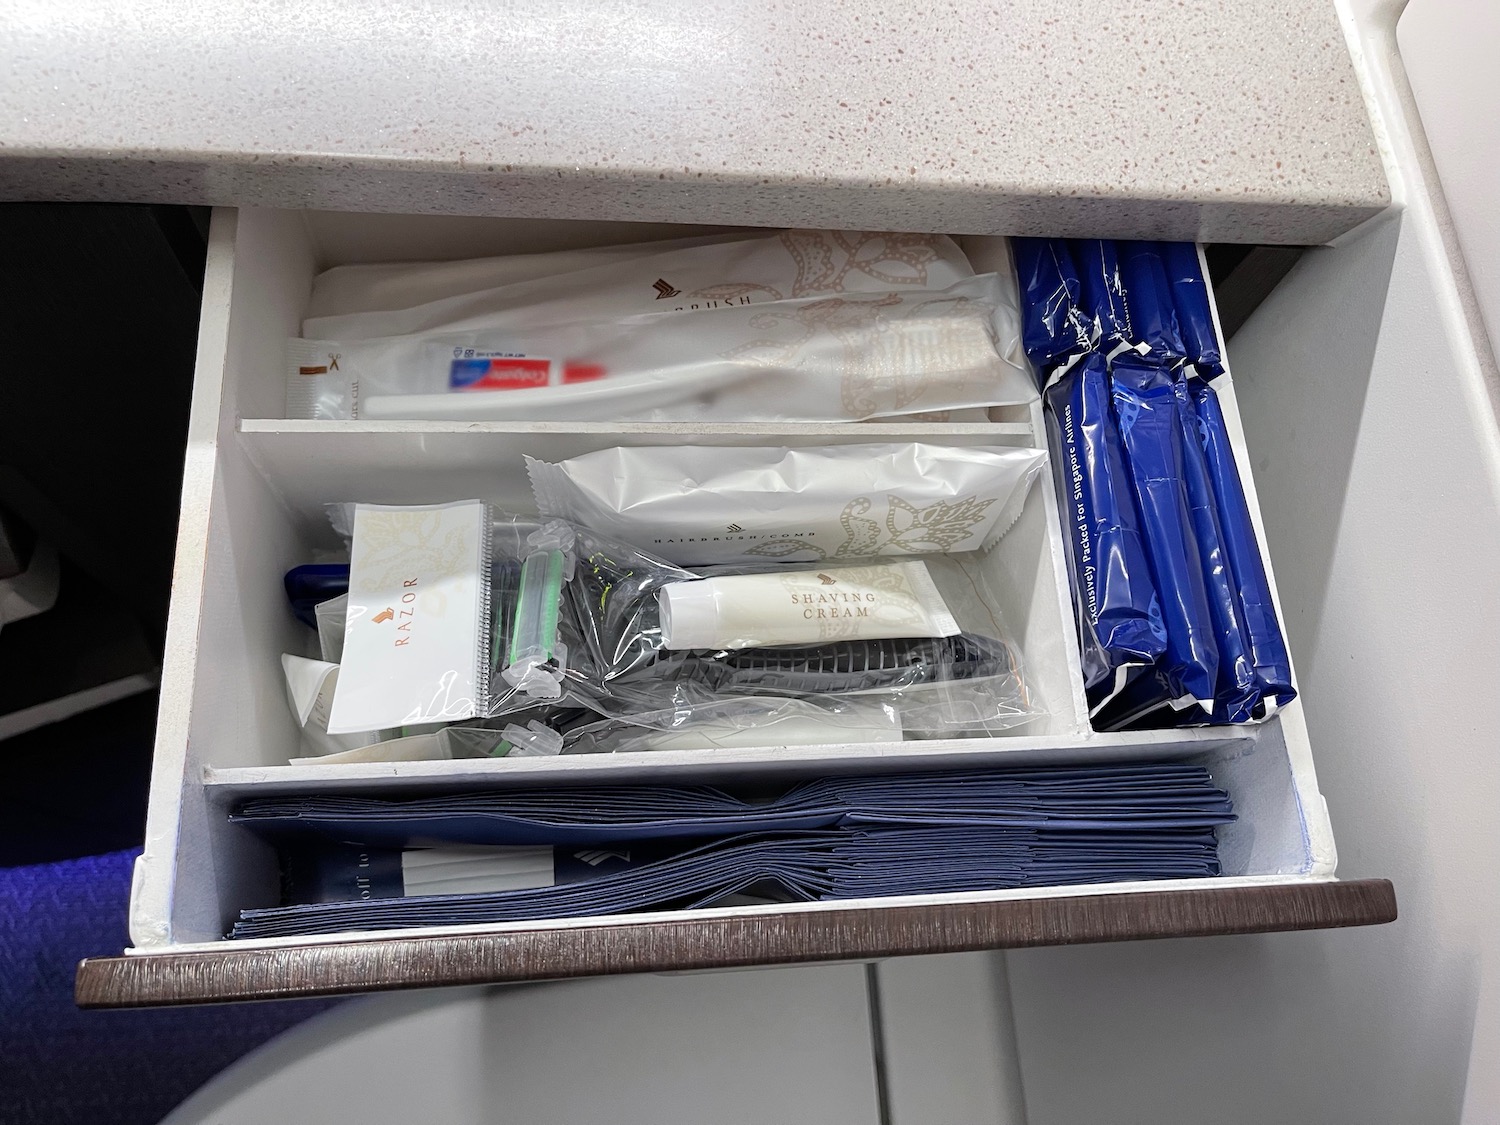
[
  {"x1": 0, "y1": 692, "x2": 159, "y2": 867},
  {"x1": 0, "y1": 203, "x2": 336, "y2": 1125},
  {"x1": 0, "y1": 850, "x2": 338, "y2": 1125}
]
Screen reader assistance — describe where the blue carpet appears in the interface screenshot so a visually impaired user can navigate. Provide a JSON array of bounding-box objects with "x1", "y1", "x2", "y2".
[{"x1": 0, "y1": 849, "x2": 337, "y2": 1125}]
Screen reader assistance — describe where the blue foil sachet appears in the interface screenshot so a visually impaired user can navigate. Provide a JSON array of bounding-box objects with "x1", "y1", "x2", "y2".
[
  {"x1": 1118, "y1": 242, "x2": 1186, "y2": 364},
  {"x1": 1174, "y1": 381, "x2": 1258, "y2": 722},
  {"x1": 1109, "y1": 354, "x2": 1218, "y2": 709},
  {"x1": 1158, "y1": 241, "x2": 1224, "y2": 378},
  {"x1": 1012, "y1": 237, "x2": 1093, "y2": 382},
  {"x1": 1043, "y1": 351, "x2": 1167, "y2": 691},
  {"x1": 1191, "y1": 382, "x2": 1296, "y2": 714},
  {"x1": 1070, "y1": 239, "x2": 1132, "y2": 349}
]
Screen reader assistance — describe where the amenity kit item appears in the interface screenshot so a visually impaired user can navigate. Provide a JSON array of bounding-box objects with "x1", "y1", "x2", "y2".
[
  {"x1": 283, "y1": 564, "x2": 348, "y2": 629},
  {"x1": 528, "y1": 443, "x2": 1047, "y2": 565},
  {"x1": 303, "y1": 228, "x2": 977, "y2": 336},
  {"x1": 503, "y1": 521, "x2": 574, "y2": 697},
  {"x1": 1011, "y1": 237, "x2": 1091, "y2": 372},
  {"x1": 286, "y1": 229, "x2": 1037, "y2": 421},
  {"x1": 281, "y1": 655, "x2": 379, "y2": 758},
  {"x1": 1190, "y1": 384, "x2": 1293, "y2": 709},
  {"x1": 1159, "y1": 241, "x2": 1224, "y2": 378},
  {"x1": 1013, "y1": 237, "x2": 1295, "y2": 726},
  {"x1": 1043, "y1": 352, "x2": 1165, "y2": 693},
  {"x1": 657, "y1": 561, "x2": 959, "y2": 650},
  {"x1": 561, "y1": 699, "x2": 904, "y2": 753},
  {"x1": 316, "y1": 498, "x2": 1036, "y2": 741},
  {"x1": 327, "y1": 500, "x2": 492, "y2": 734},
  {"x1": 277, "y1": 433, "x2": 1046, "y2": 762},
  {"x1": 227, "y1": 761, "x2": 1233, "y2": 937},
  {"x1": 1109, "y1": 353, "x2": 1219, "y2": 711}
]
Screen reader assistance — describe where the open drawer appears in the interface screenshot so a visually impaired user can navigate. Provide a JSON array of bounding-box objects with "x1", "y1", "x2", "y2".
[{"x1": 75, "y1": 209, "x2": 1395, "y2": 1007}]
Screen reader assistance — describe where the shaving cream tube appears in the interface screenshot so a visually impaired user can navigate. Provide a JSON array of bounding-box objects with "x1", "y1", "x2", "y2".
[{"x1": 658, "y1": 561, "x2": 959, "y2": 651}]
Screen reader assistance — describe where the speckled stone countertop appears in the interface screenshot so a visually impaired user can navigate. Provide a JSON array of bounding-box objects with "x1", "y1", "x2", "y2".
[{"x1": 0, "y1": 0, "x2": 1388, "y2": 243}]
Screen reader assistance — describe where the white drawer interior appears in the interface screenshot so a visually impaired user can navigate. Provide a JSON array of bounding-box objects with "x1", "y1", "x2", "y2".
[{"x1": 131, "y1": 208, "x2": 1337, "y2": 950}]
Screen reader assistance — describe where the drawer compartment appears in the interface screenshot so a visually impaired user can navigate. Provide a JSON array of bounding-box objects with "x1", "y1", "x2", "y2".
[{"x1": 81, "y1": 208, "x2": 1393, "y2": 1005}]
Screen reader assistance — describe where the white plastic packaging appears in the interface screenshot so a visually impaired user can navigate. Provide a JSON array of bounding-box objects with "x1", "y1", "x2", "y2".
[
  {"x1": 287, "y1": 229, "x2": 1034, "y2": 423},
  {"x1": 288, "y1": 275, "x2": 1035, "y2": 423},
  {"x1": 315, "y1": 593, "x2": 347, "y2": 663},
  {"x1": 327, "y1": 501, "x2": 492, "y2": 734},
  {"x1": 281, "y1": 654, "x2": 383, "y2": 758},
  {"x1": 305, "y1": 232, "x2": 752, "y2": 321},
  {"x1": 397, "y1": 846, "x2": 556, "y2": 897},
  {"x1": 285, "y1": 725, "x2": 514, "y2": 766},
  {"x1": 529, "y1": 442, "x2": 1048, "y2": 565},
  {"x1": 302, "y1": 229, "x2": 977, "y2": 339},
  {"x1": 565, "y1": 698, "x2": 903, "y2": 754},
  {"x1": 657, "y1": 561, "x2": 960, "y2": 651}
]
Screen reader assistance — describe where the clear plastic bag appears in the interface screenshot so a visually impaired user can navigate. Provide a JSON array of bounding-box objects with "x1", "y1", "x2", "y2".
[
  {"x1": 288, "y1": 275, "x2": 1036, "y2": 423},
  {"x1": 314, "y1": 593, "x2": 347, "y2": 663},
  {"x1": 325, "y1": 503, "x2": 1038, "y2": 737},
  {"x1": 497, "y1": 521, "x2": 576, "y2": 699},
  {"x1": 553, "y1": 524, "x2": 1037, "y2": 734},
  {"x1": 285, "y1": 716, "x2": 576, "y2": 766},
  {"x1": 295, "y1": 226, "x2": 992, "y2": 422},
  {"x1": 561, "y1": 697, "x2": 904, "y2": 754}
]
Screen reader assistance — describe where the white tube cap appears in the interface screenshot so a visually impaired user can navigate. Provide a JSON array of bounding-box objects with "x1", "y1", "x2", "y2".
[{"x1": 658, "y1": 582, "x2": 723, "y2": 650}]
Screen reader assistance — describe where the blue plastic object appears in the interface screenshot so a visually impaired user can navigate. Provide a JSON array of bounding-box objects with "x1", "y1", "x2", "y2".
[
  {"x1": 1174, "y1": 381, "x2": 1258, "y2": 721},
  {"x1": 1159, "y1": 241, "x2": 1225, "y2": 378},
  {"x1": 283, "y1": 563, "x2": 350, "y2": 628},
  {"x1": 1109, "y1": 354, "x2": 1218, "y2": 708},
  {"x1": 1071, "y1": 239, "x2": 1132, "y2": 348},
  {"x1": 1012, "y1": 237, "x2": 1092, "y2": 380},
  {"x1": 1044, "y1": 352, "x2": 1166, "y2": 690},
  {"x1": 1118, "y1": 241, "x2": 1186, "y2": 363},
  {"x1": 1192, "y1": 382, "x2": 1296, "y2": 713}
]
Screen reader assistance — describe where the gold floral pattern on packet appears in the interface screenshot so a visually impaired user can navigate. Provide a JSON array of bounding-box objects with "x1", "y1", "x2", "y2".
[
  {"x1": 781, "y1": 230, "x2": 949, "y2": 294},
  {"x1": 744, "y1": 492, "x2": 997, "y2": 561},
  {"x1": 349, "y1": 507, "x2": 478, "y2": 598}
]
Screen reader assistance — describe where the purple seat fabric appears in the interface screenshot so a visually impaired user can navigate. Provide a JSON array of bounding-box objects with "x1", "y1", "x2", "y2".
[{"x1": 0, "y1": 849, "x2": 337, "y2": 1125}]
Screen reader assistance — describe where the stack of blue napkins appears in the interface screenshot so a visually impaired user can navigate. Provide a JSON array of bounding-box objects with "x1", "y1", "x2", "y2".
[
  {"x1": 228, "y1": 763, "x2": 1233, "y2": 939},
  {"x1": 230, "y1": 784, "x2": 840, "y2": 847}
]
